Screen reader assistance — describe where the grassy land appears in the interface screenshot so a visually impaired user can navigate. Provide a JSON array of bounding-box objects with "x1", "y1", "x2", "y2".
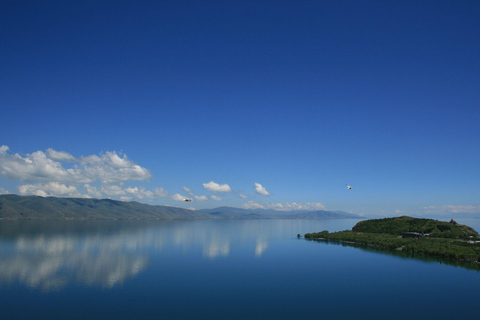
[{"x1": 304, "y1": 216, "x2": 480, "y2": 264}]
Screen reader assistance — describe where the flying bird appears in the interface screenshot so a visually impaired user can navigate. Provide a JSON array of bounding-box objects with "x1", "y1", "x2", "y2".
[
  {"x1": 346, "y1": 184, "x2": 353, "y2": 190},
  {"x1": 183, "y1": 198, "x2": 192, "y2": 202}
]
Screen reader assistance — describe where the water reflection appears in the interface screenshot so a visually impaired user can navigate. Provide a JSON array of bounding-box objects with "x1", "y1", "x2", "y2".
[
  {"x1": 0, "y1": 229, "x2": 151, "y2": 291},
  {"x1": 203, "y1": 240, "x2": 230, "y2": 259},
  {"x1": 309, "y1": 238, "x2": 480, "y2": 272},
  {"x1": 0, "y1": 219, "x2": 366, "y2": 291},
  {"x1": 1, "y1": 219, "x2": 340, "y2": 291},
  {"x1": 255, "y1": 239, "x2": 269, "y2": 257}
]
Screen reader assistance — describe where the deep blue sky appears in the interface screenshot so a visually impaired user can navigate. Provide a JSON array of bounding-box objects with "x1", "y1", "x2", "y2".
[{"x1": 1, "y1": 0, "x2": 479, "y2": 216}]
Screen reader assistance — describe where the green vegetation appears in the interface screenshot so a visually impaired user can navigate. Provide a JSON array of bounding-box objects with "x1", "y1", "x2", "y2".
[
  {"x1": 352, "y1": 216, "x2": 478, "y2": 239},
  {"x1": 0, "y1": 194, "x2": 209, "y2": 220},
  {"x1": 0, "y1": 194, "x2": 362, "y2": 220},
  {"x1": 304, "y1": 216, "x2": 480, "y2": 264}
]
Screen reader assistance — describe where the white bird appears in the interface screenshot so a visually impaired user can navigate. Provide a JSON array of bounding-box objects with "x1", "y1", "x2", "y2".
[
  {"x1": 346, "y1": 184, "x2": 353, "y2": 190},
  {"x1": 183, "y1": 198, "x2": 192, "y2": 202}
]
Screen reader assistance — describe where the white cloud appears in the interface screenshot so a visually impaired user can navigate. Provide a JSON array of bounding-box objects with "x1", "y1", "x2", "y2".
[
  {"x1": 280, "y1": 202, "x2": 326, "y2": 211},
  {"x1": 125, "y1": 187, "x2": 139, "y2": 195},
  {"x1": 82, "y1": 184, "x2": 171, "y2": 201},
  {"x1": 84, "y1": 184, "x2": 102, "y2": 198},
  {"x1": 46, "y1": 149, "x2": 75, "y2": 162},
  {"x1": 238, "y1": 193, "x2": 248, "y2": 199},
  {"x1": 211, "y1": 195, "x2": 222, "y2": 201},
  {"x1": 183, "y1": 187, "x2": 194, "y2": 195},
  {"x1": 96, "y1": 184, "x2": 157, "y2": 200},
  {"x1": 0, "y1": 187, "x2": 9, "y2": 194},
  {"x1": 0, "y1": 146, "x2": 151, "y2": 184},
  {"x1": 1, "y1": 150, "x2": 76, "y2": 182},
  {"x1": 419, "y1": 205, "x2": 480, "y2": 215},
  {"x1": 203, "y1": 181, "x2": 232, "y2": 193},
  {"x1": 243, "y1": 201, "x2": 265, "y2": 209},
  {"x1": 124, "y1": 186, "x2": 154, "y2": 200},
  {"x1": 18, "y1": 182, "x2": 82, "y2": 198},
  {"x1": 182, "y1": 186, "x2": 207, "y2": 201},
  {"x1": 254, "y1": 183, "x2": 270, "y2": 196},
  {"x1": 194, "y1": 195, "x2": 208, "y2": 201},
  {"x1": 79, "y1": 151, "x2": 151, "y2": 183},
  {"x1": 268, "y1": 202, "x2": 284, "y2": 210},
  {"x1": 242, "y1": 201, "x2": 326, "y2": 211},
  {"x1": 154, "y1": 187, "x2": 169, "y2": 198},
  {"x1": 101, "y1": 184, "x2": 126, "y2": 197},
  {"x1": 0, "y1": 146, "x2": 162, "y2": 200},
  {"x1": 172, "y1": 193, "x2": 187, "y2": 201}
]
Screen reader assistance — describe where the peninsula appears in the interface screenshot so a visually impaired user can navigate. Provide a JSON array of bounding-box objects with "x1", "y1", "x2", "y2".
[{"x1": 304, "y1": 216, "x2": 480, "y2": 263}]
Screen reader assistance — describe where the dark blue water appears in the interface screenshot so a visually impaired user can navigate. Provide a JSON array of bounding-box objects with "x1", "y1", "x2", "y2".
[{"x1": 0, "y1": 219, "x2": 479, "y2": 320}]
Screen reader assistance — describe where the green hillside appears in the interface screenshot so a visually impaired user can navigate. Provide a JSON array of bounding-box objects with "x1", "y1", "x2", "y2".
[
  {"x1": 352, "y1": 216, "x2": 479, "y2": 239},
  {"x1": 0, "y1": 194, "x2": 208, "y2": 220},
  {"x1": 0, "y1": 194, "x2": 363, "y2": 220},
  {"x1": 304, "y1": 216, "x2": 480, "y2": 264}
]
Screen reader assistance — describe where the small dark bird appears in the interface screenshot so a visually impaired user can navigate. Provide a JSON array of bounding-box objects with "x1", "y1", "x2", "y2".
[
  {"x1": 346, "y1": 184, "x2": 353, "y2": 190},
  {"x1": 183, "y1": 198, "x2": 192, "y2": 202}
]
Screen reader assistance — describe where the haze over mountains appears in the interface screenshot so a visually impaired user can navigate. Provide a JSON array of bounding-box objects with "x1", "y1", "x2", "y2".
[{"x1": 0, "y1": 194, "x2": 361, "y2": 220}]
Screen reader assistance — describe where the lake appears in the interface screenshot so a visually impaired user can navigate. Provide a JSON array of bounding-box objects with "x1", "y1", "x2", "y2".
[{"x1": 0, "y1": 218, "x2": 479, "y2": 320}]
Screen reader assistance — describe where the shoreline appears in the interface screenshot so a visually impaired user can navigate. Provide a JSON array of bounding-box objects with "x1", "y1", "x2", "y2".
[{"x1": 305, "y1": 234, "x2": 480, "y2": 266}]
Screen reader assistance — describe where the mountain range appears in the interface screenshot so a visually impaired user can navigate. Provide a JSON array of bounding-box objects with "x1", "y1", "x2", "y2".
[{"x1": 0, "y1": 194, "x2": 362, "y2": 220}]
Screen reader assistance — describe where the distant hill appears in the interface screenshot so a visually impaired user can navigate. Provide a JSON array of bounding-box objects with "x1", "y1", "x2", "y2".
[
  {"x1": 0, "y1": 194, "x2": 208, "y2": 220},
  {"x1": 0, "y1": 194, "x2": 362, "y2": 220},
  {"x1": 197, "y1": 206, "x2": 361, "y2": 219},
  {"x1": 352, "y1": 216, "x2": 479, "y2": 239}
]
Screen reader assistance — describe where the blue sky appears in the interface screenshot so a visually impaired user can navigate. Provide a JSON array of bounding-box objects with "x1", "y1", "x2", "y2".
[{"x1": 1, "y1": 0, "x2": 479, "y2": 217}]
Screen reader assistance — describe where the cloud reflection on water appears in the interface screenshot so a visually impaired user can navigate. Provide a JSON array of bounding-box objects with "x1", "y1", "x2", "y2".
[
  {"x1": 0, "y1": 219, "x2": 305, "y2": 290},
  {"x1": 0, "y1": 231, "x2": 151, "y2": 291},
  {"x1": 203, "y1": 240, "x2": 230, "y2": 259},
  {"x1": 255, "y1": 239, "x2": 269, "y2": 257}
]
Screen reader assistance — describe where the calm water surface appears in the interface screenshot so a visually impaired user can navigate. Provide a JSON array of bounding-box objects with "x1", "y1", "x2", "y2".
[{"x1": 0, "y1": 218, "x2": 479, "y2": 320}]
